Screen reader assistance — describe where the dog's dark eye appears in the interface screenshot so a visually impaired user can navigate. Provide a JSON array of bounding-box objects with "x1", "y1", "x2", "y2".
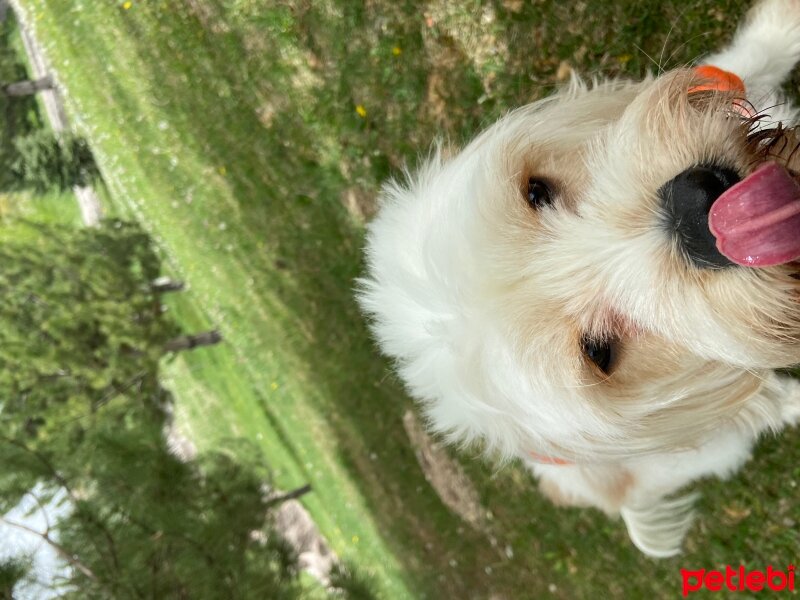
[
  {"x1": 527, "y1": 178, "x2": 554, "y2": 209},
  {"x1": 582, "y1": 337, "x2": 615, "y2": 375}
]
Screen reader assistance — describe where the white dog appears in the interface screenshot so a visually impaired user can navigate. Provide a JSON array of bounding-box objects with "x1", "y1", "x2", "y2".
[{"x1": 358, "y1": 0, "x2": 800, "y2": 557}]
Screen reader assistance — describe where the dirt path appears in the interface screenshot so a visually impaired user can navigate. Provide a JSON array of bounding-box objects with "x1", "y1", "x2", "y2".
[
  {"x1": 8, "y1": 0, "x2": 104, "y2": 226},
  {"x1": 402, "y1": 409, "x2": 489, "y2": 533}
]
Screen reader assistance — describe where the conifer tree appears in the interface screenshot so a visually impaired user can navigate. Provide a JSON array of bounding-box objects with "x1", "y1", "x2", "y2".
[
  {"x1": 0, "y1": 221, "x2": 373, "y2": 599},
  {"x1": 9, "y1": 130, "x2": 99, "y2": 194}
]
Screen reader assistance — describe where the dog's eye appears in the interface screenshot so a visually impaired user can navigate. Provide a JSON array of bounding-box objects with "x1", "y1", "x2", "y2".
[
  {"x1": 527, "y1": 178, "x2": 554, "y2": 209},
  {"x1": 582, "y1": 337, "x2": 615, "y2": 375}
]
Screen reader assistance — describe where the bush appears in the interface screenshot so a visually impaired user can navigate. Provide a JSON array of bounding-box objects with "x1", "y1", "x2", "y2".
[{"x1": 9, "y1": 130, "x2": 99, "y2": 194}]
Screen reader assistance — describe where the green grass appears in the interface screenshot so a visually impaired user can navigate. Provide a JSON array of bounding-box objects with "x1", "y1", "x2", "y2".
[
  {"x1": 0, "y1": 188, "x2": 80, "y2": 225},
  {"x1": 14, "y1": 0, "x2": 800, "y2": 598}
]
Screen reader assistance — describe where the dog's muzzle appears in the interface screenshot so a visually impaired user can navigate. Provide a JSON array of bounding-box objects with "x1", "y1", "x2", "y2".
[{"x1": 659, "y1": 165, "x2": 740, "y2": 269}]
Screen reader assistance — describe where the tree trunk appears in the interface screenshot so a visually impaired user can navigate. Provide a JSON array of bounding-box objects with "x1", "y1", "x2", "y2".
[
  {"x1": 265, "y1": 484, "x2": 312, "y2": 507},
  {"x1": 2, "y1": 74, "x2": 53, "y2": 96},
  {"x1": 164, "y1": 330, "x2": 222, "y2": 353},
  {"x1": 151, "y1": 277, "x2": 185, "y2": 293}
]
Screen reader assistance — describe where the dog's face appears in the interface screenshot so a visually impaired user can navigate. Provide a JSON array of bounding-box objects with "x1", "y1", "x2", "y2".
[{"x1": 359, "y1": 69, "x2": 800, "y2": 462}]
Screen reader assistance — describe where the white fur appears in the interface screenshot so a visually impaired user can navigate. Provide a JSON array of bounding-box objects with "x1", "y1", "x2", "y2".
[
  {"x1": 704, "y1": 0, "x2": 800, "y2": 124},
  {"x1": 358, "y1": 0, "x2": 800, "y2": 557}
]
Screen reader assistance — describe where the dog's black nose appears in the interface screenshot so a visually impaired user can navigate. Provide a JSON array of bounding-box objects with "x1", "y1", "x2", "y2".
[{"x1": 659, "y1": 165, "x2": 740, "y2": 268}]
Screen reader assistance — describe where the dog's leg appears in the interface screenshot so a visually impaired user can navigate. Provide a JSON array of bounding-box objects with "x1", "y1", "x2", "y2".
[
  {"x1": 619, "y1": 494, "x2": 699, "y2": 558},
  {"x1": 618, "y1": 424, "x2": 756, "y2": 557},
  {"x1": 727, "y1": 369, "x2": 800, "y2": 432},
  {"x1": 701, "y1": 0, "x2": 800, "y2": 127},
  {"x1": 535, "y1": 371, "x2": 799, "y2": 558},
  {"x1": 703, "y1": 0, "x2": 800, "y2": 94},
  {"x1": 620, "y1": 369, "x2": 800, "y2": 557},
  {"x1": 768, "y1": 371, "x2": 800, "y2": 426},
  {"x1": 536, "y1": 461, "x2": 699, "y2": 558}
]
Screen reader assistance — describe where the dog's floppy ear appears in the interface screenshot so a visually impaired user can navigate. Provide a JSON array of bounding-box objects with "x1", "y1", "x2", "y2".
[{"x1": 357, "y1": 152, "x2": 530, "y2": 457}]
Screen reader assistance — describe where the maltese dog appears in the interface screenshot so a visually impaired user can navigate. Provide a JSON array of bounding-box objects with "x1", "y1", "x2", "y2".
[{"x1": 358, "y1": 0, "x2": 800, "y2": 557}]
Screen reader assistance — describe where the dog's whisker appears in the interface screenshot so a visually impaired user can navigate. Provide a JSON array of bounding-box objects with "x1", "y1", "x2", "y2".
[
  {"x1": 634, "y1": 43, "x2": 664, "y2": 75},
  {"x1": 662, "y1": 32, "x2": 715, "y2": 70},
  {"x1": 657, "y1": 7, "x2": 688, "y2": 73}
]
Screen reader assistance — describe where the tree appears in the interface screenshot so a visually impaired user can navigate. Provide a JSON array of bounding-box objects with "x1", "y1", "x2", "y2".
[
  {"x1": 0, "y1": 219, "x2": 184, "y2": 447},
  {"x1": 1, "y1": 74, "x2": 53, "y2": 97},
  {"x1": 9, "y1": 129, "x2": 99, "y2": 194},
  {"x1": 0, "y1": 11, "x2": 103, "y2": 204},
  {"x1": 0, "y1": 220, "x2": 374, "y2": 599},
  {"x1": 0, "y1": 11, "x2": 60, "y2": 194},
  {"x1": 1, "y1": 407, "x2": 307, "y2": 599},
  {"x1": 0, "y1": 12, "x2": 99, "y2": 197}
]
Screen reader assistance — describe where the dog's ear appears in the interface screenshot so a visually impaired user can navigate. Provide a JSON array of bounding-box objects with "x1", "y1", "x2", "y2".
[{"x1": 357, "y1": 154, "x2": 523, "y2": 456}]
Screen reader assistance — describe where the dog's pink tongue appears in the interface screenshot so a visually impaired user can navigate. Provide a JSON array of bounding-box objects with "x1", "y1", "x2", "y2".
[{"x1": 709, "y1": 162, "x2": 800, "y2": 267}]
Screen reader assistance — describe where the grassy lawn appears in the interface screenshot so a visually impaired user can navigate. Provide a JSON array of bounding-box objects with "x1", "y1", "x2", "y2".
[{"x1": 13, "y1": 0, "x2": 800, "y2": 598}]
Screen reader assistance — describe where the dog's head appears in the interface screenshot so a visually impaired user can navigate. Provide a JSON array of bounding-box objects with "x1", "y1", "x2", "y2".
[{"x1": 358, "y1": 70, "x2": 800, "y2": 462}]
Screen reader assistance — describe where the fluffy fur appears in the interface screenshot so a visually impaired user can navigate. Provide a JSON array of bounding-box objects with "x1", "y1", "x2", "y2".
[{"x1": 358, "y1": 0, "x2": 800, "y2": 557}]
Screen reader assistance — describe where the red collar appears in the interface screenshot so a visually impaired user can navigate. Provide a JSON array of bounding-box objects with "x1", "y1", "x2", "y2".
[
  {"x1": 529, "y1": 451, "x2": 573, "y2": 466},
  {"x1": 689, "y1": 65, "x2": 753, "y2": 118},
  {"x1": 689, "y1": 65, "x2": 745, "y2": 95}
]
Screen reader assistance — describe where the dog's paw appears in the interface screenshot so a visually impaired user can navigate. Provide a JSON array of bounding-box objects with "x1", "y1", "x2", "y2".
[{"x1": 620, "y1": 493, "x2": 699, "y2": 558}]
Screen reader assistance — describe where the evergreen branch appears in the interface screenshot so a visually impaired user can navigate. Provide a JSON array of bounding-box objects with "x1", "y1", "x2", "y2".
[
  {"x1": 92, "y1": 371, "x2": 147, "y2": 411},
  {"x1": 0, "y1": 435, "x2": 122, "y2": 576},
  {"x1": 0, "y1": 515, "x2": 97, "y2": 581},
  {"x1": 24, "y1": 489, "x2": 52, "y2": 535},
  {"x1": 122, "y1": 510, "x2": 221, "y2": 572},
  {"x1": 1, "y1": 434, "x2": 76, "y2": 501}
]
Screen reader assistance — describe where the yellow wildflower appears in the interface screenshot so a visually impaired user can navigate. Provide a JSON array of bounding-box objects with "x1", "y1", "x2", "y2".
[
  {"x1": 355, "y1": 104, "x2": 367, "y2": 118},
  {"x1": 392, "y1": 46, "x2": 402, "y2": 56},
  {"x1": 122, "y1": 1, "x2": 132, "y2": 9}
]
